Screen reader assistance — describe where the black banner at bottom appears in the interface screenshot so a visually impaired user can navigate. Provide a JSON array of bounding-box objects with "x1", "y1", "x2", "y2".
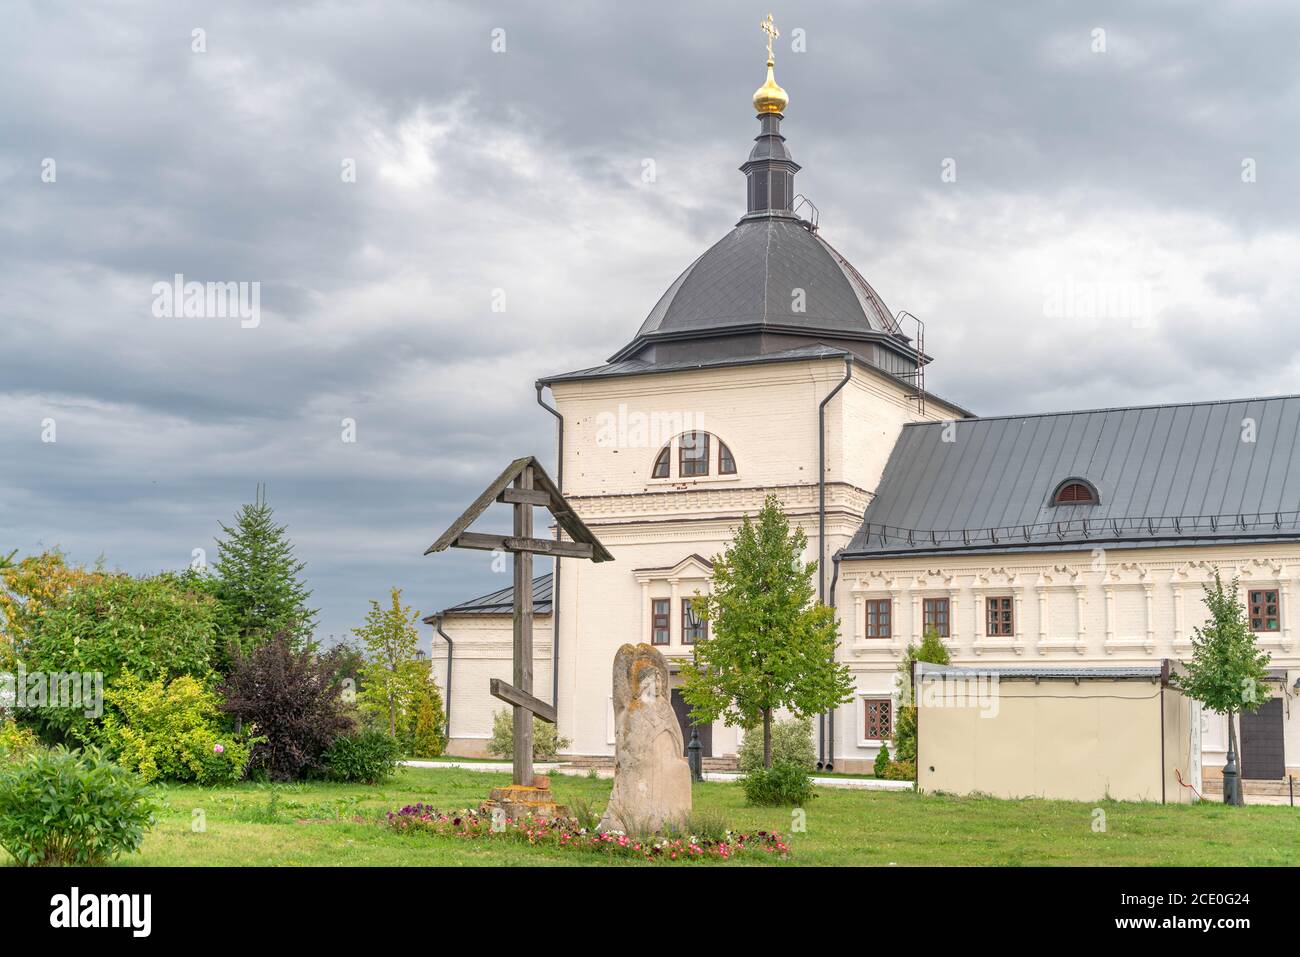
[{"x1": 0, "y1": 866, "x2": 1282, "y2": 941}]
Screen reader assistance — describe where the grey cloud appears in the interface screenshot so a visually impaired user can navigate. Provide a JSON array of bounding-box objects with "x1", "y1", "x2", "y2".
[{"x1": 3, "y1": 0, "x2": 1299, "y2": 642}]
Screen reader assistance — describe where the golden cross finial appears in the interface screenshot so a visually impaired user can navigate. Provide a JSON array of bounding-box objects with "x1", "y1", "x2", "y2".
[{"x1": 760, "y1": 13, "x2": 779, "y2": 62}]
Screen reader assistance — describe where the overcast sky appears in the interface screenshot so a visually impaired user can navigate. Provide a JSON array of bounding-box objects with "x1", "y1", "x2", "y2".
[{"x1": 4, "y1": 0, "x2": 1299, "y2": 647}]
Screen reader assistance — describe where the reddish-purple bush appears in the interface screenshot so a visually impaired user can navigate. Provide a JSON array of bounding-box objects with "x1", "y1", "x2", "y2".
[{"x1": 219, "y1": 634, "x2": 354, "y2": 781}]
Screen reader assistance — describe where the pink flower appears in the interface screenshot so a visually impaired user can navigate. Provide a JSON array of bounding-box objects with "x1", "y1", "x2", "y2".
[{"x1": 213, "y1": 743, "x2": 225, "y2": 754}]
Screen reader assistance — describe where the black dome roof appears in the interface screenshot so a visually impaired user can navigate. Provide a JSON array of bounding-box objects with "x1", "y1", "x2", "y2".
[
  {"x1": 634, "y1": 217, "x2": 901, "y2": 341},
  {"x1": 604, "y1": 78, "x2": 925, "y2": 375}
]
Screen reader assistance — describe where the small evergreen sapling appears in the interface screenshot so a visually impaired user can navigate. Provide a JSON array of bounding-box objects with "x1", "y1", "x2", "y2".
[
  {"x1": 891, "y1": 625, "x2": 951, "y2": 765},
  {"x1": 408, "y1": 668, "x2": 448, "y2": 758},
  {"x1": 873, "y1": 742, "x2": 891, "y2": 778}
]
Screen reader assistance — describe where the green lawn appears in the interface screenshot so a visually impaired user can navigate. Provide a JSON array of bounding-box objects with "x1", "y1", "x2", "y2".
[{"x1": 48, "y1": 766, "x2": 1298, "y2": 867}]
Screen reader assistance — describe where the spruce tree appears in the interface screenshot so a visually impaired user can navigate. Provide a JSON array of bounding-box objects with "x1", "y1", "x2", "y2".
[{"x1": 212, "y1": 486, "x2": 317, "y2": 662}]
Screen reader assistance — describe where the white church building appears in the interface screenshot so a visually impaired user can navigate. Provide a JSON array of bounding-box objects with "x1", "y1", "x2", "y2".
[{"x1": 427, "y1": 48, "x2": 1300, "y2": 784}]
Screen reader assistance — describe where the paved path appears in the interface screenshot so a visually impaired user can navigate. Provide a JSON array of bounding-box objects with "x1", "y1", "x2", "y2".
[{"x1": 401, "y1": 759, "x2": 913, "y2": 791}]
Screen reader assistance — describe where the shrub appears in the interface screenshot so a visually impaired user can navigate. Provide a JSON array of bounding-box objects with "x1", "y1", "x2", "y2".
[
  {"x1": 893, "y1": 704, "x2": 919, "y2": 763},
  {"x1": 873, "y1": 742, "x2": 891, "y2": 778},
  {"x1": 98, "y1": 673, "x2": 252, "y2": 784},
  {"x1": 220, "y1": 633, "x2": 355, "y2": 781},
  {"x1": 892, "y1": 626, "x2": 952, "y2": 763},
  {"x1": 0, "y1": 746, "x2": 156, "y2": 866},
  {"x1": 325, "y1": 728, "x2": 401, "y2": 784},
  {"x1": 320, "y1": 638, "x2": 365, "y2": 693},
  {"x1": 569, "y1": 797, "x2": 602, "y2": 832},
  {"x1": 409, "y1": 682, "x2": 447, "y2": 758},
  {"x1": 679, "y1": 809, "x2": 731, "y2": 843},
  {"x1": 881, "y1": 759, "x2": 916, "y2": 781},
  {"x1": 487, "y1": 708, "x2": 570, "y2": 761},
  {"x1": 737, "y1": 716, "x2": 815, "y2": 772},
  {"x1": 742, "y1": 759, "x2": 814, "y2": 807},
  {"x1": 20, "y1": 572, "x2": 218, "y2": 739},
  {"x1": 0, "y1": 719, "x2": 40, "y2": 763},
  {"x1": 0, "y1": 551, "x2": 108, "y2": 666}
]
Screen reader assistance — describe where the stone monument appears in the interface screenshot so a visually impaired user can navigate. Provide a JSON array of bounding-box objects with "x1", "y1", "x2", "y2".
[{"x1": 599, "y1": 643, "x2": 693, "y2": 834}]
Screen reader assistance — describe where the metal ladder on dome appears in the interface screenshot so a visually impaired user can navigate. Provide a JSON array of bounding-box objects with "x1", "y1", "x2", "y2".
[
  {"x1": 792, "y1": 194, "x2": 819, "y2": 231},
  {"x1": 894, "y1": 311, "x2": 926, "y2": 417}
]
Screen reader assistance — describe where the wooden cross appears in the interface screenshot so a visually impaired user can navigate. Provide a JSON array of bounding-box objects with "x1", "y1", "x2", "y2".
[
  {"x1": 425, "y1": 456, "x2": 612, "y2": 786},
  {"x1": 760, "y1": 13, "x2": 779, "y2": 61}
]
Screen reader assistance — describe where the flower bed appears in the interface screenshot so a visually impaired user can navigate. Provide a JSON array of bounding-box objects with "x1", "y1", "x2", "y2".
[{"x1": 384, "y1": 804, "x2": 790, "y2": 862}]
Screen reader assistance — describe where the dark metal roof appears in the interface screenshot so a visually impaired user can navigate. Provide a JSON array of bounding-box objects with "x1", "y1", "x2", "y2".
[
  {"x1": 538, "y1": 344, "x2": 975, "y2": 417},
  {"x1": 608, "y1": 218, "x2": 908, "y2": 362},
  {"x1": 845, "y1": 394, "x2": 1300, "y2": 557},
  {"x1": 542, "y1": 342, "x2": 848, "y2": 383},
  {"x1": 919, "y1": 664, "x2": 1162, "y2": 680},
  {"x1": 436, "y1": 573, "x2": 553, "y2": 617}
]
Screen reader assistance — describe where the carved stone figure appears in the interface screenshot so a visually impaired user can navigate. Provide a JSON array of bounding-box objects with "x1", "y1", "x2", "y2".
[{"x1": 598, "y1": 643, "x2": 693, "y2": 834}]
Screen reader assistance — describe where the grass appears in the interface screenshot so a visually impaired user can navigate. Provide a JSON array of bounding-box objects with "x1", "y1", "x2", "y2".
[
  {"x1": 401, "y1": 755, "x2": 512, "y2": 764},
  {"x1": 21, "y1": 766, "x2": 1297, "y2": 867}
]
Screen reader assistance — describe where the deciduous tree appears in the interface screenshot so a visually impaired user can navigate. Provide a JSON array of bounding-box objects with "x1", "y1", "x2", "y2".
[
  {"x1": 681, "y1": 495, "x2": 854, "y2": 768},
  {"x1": 1171, "y1": 572, "x2": 1272, "y2": 805},
  {"x1": 354, "y1": 587, "x2": 423, "y2": 738}
]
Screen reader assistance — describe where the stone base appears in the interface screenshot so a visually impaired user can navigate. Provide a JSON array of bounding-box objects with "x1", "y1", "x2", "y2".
[{"x1": 480, "y1": 783, "x2": 569, "y2": 822}]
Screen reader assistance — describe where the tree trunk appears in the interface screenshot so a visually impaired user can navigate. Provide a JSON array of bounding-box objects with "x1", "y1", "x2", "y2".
[
  {"x1": 762, "y1": 708, "x2": 772, "y2": 769},
  {"x1": 388, "y1": 693, "x2": 397, "y2": 737}
]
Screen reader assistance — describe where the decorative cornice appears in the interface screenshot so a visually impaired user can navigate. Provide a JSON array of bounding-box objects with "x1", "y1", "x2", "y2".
[{"x1": 567, "y1": 481, "x2": 871, "y2": 524}]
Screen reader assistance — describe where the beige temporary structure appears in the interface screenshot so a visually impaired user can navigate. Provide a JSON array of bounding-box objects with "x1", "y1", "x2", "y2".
[{"x1": 915, "y1": 660, "x2": 1200, "y2": 803}]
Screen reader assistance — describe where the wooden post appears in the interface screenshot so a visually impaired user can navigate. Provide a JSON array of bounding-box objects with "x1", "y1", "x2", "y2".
[
  {"x1": 512, "y1": 465, "x2": 535, "y2": 786},
  {"x1": 424, "y1": 455, "x2": 612, "y2": 809}
]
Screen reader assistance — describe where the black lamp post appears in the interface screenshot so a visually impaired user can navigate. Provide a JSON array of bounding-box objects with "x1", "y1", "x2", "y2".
[
  {"x1": 1222, "y1": 714, "x2": 1243, "y2": 806},
  {"x1": 687, "y1": 727, "x2": 703, "y2": 781}
]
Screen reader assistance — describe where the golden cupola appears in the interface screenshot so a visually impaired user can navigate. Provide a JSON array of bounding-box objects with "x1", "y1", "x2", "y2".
[
  {"x1": 740, "y1": 14, "x2": 799, "y2": 218},
  {"x1": 752, "y1": 14, "x2": 788, "y2": 114},
  {"x1": 753, "y1": 58, "x2": 788, "y2": 114}
]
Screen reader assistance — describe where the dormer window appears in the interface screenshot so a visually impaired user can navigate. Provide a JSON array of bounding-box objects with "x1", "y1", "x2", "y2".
[
  {"x1": 650, "y1": 432, "x2": 740, "y2": 480},
  {"x1": 1052, "y1": 478, "x2": 1099, "y2": 506}
]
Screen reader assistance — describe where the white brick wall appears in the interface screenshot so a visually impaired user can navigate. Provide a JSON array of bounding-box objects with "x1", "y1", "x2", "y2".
[
  {"x1": 835, "y1": 544, "x2": 1300, "y2": 772},
  {"x1": 430, "y1": 614, "x2": 553, "y2": 750},
  {"x1": 545, "y1": 356, "x2": 956, "y2": 757}
]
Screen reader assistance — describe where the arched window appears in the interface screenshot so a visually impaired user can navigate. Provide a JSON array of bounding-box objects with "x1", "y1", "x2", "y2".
[
  {"x1": 652, "y1": 446, "x2": 671, "y2": 479},
  {"x1": 1051, "y1": 478, "x2": 1099, "y2": 506},
  {"x1": 719, "y1": 441, "x2": 736, "y2": 475},
  {"x1": 679, "y1": 431, "x2": 710, "y2": 476},
  {"x1": 650, "y1": 433, "x2": 739, "y2": 479}
]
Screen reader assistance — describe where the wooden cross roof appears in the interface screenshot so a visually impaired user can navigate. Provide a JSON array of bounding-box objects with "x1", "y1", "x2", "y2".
[{"x1": 424, "y1": 455, "x2": 613, "y2": 562}]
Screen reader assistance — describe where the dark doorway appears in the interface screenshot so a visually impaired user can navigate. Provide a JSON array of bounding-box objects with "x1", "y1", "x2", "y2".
[
  {"x1": 1240, "y1": 698, "x2": 1285, "y2": 780},
  {"x1": 670, "y1": 689, "x2": 712, "y2": 757}
]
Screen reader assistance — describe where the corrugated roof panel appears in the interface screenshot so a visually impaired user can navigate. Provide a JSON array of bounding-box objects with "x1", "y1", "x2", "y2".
[
  {"x1": 442, "y1": 573, "x2": 554, "y2": 616},
  {"x1": 1260, "y1": 399, "x2": 1300, "y2": 510},
  {"x1": 846, "y1": 394, "x2": 1300, "y2": 557}
]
